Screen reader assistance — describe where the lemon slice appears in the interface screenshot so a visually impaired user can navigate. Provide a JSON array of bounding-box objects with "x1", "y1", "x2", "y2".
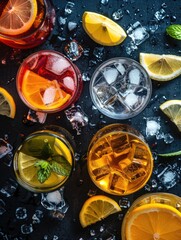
[
  {"x1": 125, "y1": 203, "x2": 181, "y2": 240},
  {"x1": 160, "y1": 100, "x2": 181, "y2": 132},
  {"x1": 79, "y1": 195, "x2": 121, "y2": 228},
  {"x1": 0, "y1": 87, "x2": 16, "y2": 118},
  {"x1": 0, "y1": 0, "x2": 38, "y2": 36},
  {"x1": 82, "y1": 11, "x2": 127, "y2": 46},
  {"x1": 140, "y1": 53, "x2": 181, "y2": 81}
]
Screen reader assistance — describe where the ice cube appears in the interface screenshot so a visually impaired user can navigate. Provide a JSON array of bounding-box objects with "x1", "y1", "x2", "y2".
[
  {"x1": 125, "y1": 41, "x2": 138, "y2": 55},
  {"x1": 21, "y1": 224, "x2": 33, "y2": 235},
  {"x1": 109, "y1": 172, "x2": 129, "y2": 193},
  {"x1": 127, "y1": 21, "x2": 150, "y2": 45},
  {"x1": 124, "y1": 92, "x2": 139, "y2": 109},
  {"x1": 15, "y1": 207, "x2": 27, "y2": 219},
  {"x1": 46, "y1": 191, "x2": 62, "y2": 205},
  {"x1": 0, "y1": 199, "x2": 6, "y2": 215},
  {"x1": 62, "y1": 76, "x2": 74, "y2": 91},
  {"x1": 100, "y1": 0, "x2": 109, "y2": 5},
  {"x1": 119, "y1": 197, "x2": 130, "y2": 208},
  {"x1": 64, "y1": 1, "x2": 75, "y2": 15},
  {"x1": 42, "y1": 86, "x2": 57, "y2": 105},
  {"x1": 32, "y1": 210, "x2": 44, "y2": 224},
  {"x1": 154, "y1": 8, "x2": 166, "y2": 21},
  {"x1": 114, "y1": 62, "x2": 126, "y2": 75},
  {"x1": 92, "y1": 165, "x2": 110, "y2": 180},
  {"x1": 157, "y1": 165, "x2": 178, "y2": 189},
  {"x1": 58, "y1": 16, "x2": 67, "y2": 26},
  {"x1": 93, "y1": 47, "x2": 106, "y2": 62},
  {"x1": 146, "y1": 118, "x2": 161, "y2": 137},
  {"x1": 125, "y1": 163, "x2": 146, "y2": 181},
  {"x1": 82, "y1": 72, "x2": 91, "y2": 81},
  {"x1": 68, "y1": 21, "x2": 77, "y2": 31},
  {"x1": 91, "y1": 155, "x2": 111, "y2": 168},
  {"x1": 65, "y1": 105, "x2": 88, "y2": 135},
  {"x1": 0, "y1": 178, "x2": 18, "y2": 197},
  {"x1": 134, "y1": 86, "x2": 148, "y2": 96},
  {"x1": 94, "y1": 83, "x2": 117, "y2": 106},
  {"x1": 132, "y1": 142, "x2": 149, "y2": 166},
  {"x1": 45, "y1": 56, "x2": 70, "y2": 75},
  {"x1": 64, "y1": 40, "x2": 83, "y2": 61},
  {"x1": 147, "y1": 19, "x2": 159, "y2": 33},
  {"x1": 128, "y1": 68, "x2": 141, "y2": 85},
  {"x1": 0, "y1": 138, "x2": 13, "y2": 159},
  {"x1": 102, "y1": 67, "x2": 119, "y2": 84},
  {"x1": 108, "y1": 134, "x2": 131, "y2": 157},
  {"x1": 26, "y1": 109, "x2": 47, "y2": 124},
  {"x1": 112, "y1": 9, "x2": 123, "y2": 21},
  {"x1": 163, "y1": 133, "x2": 174, "y2": 144}
]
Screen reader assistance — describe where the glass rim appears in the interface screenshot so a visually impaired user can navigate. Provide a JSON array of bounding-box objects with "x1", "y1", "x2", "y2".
[
  {"x1": 89, "y1": 57, "x2": 152, "y2": 120},
  {"x1": 13, "y1": 127, "x2": 75, "y2": 193},
  {"x1": 16, "y1": 50, "x2": 82, "y2": 113},
  {"x1": 0, "y1": 0, "x2": 48, "y2": 40}
]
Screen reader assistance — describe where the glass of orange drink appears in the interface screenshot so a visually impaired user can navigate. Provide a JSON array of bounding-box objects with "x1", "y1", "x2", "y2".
[
  {"x1": 13, "y1": 125, "x2": 75, "y2": 192},
  {"x1": 16, "y1": 50, "x2": 83, "y2": 113},
  {"x1": 87, "y1": 123, "x2": 153, "y2": 196},
  {"x1": 121, "y1": 192, "x2": 181, "y2": 240},
  {"x1": 0, "y1": 0, "x2": 55, "y2": 49}
]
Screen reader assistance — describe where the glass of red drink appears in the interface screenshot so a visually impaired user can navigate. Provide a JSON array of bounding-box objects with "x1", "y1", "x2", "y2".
[
  {"x1": 16, "y1": 50, "x2": 83, "y2": 113},
  {"x1": 0, "y1": 0, "x2": 55, "y2": 49}
]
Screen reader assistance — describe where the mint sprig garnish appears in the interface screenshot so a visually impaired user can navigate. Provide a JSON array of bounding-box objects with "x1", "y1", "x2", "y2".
[
  {"x1": 22, "y1": 137, "x2": 71, "y2": 184},
  {"x1": 166, "y1": 24, "x2": 181, "y2": 40}
]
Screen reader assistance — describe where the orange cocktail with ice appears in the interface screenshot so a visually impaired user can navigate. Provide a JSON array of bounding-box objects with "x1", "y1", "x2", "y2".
[
  {"x1": 0, "y1": 0, "x2": 55, "y2": 49},
  {"x1": 16, "y1": 50, "x2": 83, "y2": 113},
  {"x1": 87, "y1": 124, "x2": 153, "y2": 195}
]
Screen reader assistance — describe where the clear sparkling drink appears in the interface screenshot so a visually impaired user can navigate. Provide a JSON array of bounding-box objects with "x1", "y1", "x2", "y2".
[
  {"x1": 90, "y1": 57, "x2": 152, "y2": 119},
  {"x1": 87, "y1": 124, "x2": 153, "y2": 195}
]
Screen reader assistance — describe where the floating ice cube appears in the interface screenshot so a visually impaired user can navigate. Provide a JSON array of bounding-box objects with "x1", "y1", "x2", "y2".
[
  {"x1": 64, "y1": 40, "x2": 83, "y2": 61},
  {"x1": 21, "y1": 224, "x2": 33, "y2": 235},
  {"x1": 154, "y1": 8, "x2": 166, "y2": 21},
  {"x1": 42, "y1": 86, "x2": 57, "y2": 105},
  {"x1": 128, "y1": 68, "x2": 141, "y2": 85},
  {"x1": 112, "y1": 9, "x2": 123, "y2": 21},
  {"x1": 146, "y1": 118, "x2": 161, "y2": 137},
  {"x1": 94, "y1": 84, "x2": 117, "y2": 107},
  {"x1": 63, "y1": 76, "x2": 74, "y2": 91},
  {"x1": 15, "y1": 207, "x2": 27, "y2": 219},
  {"x1": 65, "y1": 105, "x2": 88, "y2": 135},
  {"x1": 102, "y1": 67, "x2": 119, "y2": 84},
  {"x1": 124, "y1": 92, "x2": 139, "y2": 109},
  {"x1": 0, "y1": 138, "x2": 13, "y2": 159},
  {"x1": 114, "y1": 62, "x2": 126, "y2": 75},
  {"x1": 68, "y1": 21, "x2": 77, "y2": 31},
  {"x1": 64, "y1": 1, "x2": 75, "y2": 15},
  {"x1": 45, "y1": 56, "x2": 70, "y2": 75},
  {"x1": 0, "y1": 178, "x2": 18, "y2": 197},
  {"x1": 127, "y1": 21, "x2": 150, "y2": 45},
  {"x1": 0, "y1": 199, "x2": 6, "y2": 215}
]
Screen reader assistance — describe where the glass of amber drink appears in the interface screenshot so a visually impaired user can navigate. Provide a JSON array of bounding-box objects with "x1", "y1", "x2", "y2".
[
  {"x1": 87, "y1": 124, "x2": 153, "y2": 195},
  {"x1": 13, "y1": 125, "x2": 75, "y2": 192},
  {"x1": 121, "y1": 193, "x2": 181, "y2": 240},
  {"x1": 0, "y1": 0, "x2": 55, "y2": 49},
  {"x1": 16, "y1": 50, "x2": 83, "y2": 113}
]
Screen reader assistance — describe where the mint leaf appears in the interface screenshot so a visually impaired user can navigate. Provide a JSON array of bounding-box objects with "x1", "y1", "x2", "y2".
[
  {"x1": 166, "y1": 24, "x2": 181, "y2": 40},
  {"x1": 51, "y1": 156, "x2": 71, "y2": 176},
  {"x1": 35, "y1": 160, "x2": 51, "y2": 183},
  {"x1": 41, "y1": 140, "x2": 53, "y2": 159}
]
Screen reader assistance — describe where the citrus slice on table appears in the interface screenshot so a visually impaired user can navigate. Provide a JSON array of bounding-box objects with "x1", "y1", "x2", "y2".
[
  {"x1": 79, "y1": 195, "x2": 121, "y2": 228},
  {"x1": 0, "y1": 87, "x2": 16, "y2": 118},
  {"x1": 125, "y1": 203, "x2": 181, "y2": 240},
  {"x1": 140, "y1": 53, "x2": 181, "y2": 81},
  {"x1": 0, "y1": 0, "x2": 38, "y2": 36},
  {"x1": 21, "y1": 70, "x2": 71, "y2": 111},
  {"x1": 160, "y1": 100, "x2": 181, "y2": 132},
  {"x1": 82, "y1": 11, "x2": 127, "y2": 46}
]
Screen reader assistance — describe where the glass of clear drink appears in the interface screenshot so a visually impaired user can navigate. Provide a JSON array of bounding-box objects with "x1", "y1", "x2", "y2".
[
  {"x1": 90, "y1": 57, "x2": 152, "y2": 119},
  {"x1": 13, "y1": 125, "x2": 75, "y2": 192},
  {"x1": 16, "y1": 50, "x2": 83, "y2": 113},
  {"x1": 0, "y1": 0, "x2": 55, "y2": 49},
  {"x1": 121, "y1": 192, "x2": 181, "y2": 240},
  {"x1": 87, "y1": 124, "x2": 153, "y2": 195}
]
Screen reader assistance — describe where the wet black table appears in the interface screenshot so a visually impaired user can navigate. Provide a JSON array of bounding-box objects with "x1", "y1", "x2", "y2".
[{"x1": 0, "y1": 0, "x2": 181, "y2": 239}]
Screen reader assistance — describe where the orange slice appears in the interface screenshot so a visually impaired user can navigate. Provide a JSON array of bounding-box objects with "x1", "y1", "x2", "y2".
[
  {"x1": 125, "y1": 203, "x2": 181, "y2": 240},
  {"x1": 0, "y1": 0, "x2": 38, "y2": 36},
  {"x1": 21, "y1": 70, "x2": 71, "y2": 111},
  {"x1": 82, "y1": 11, "x2": 127, "y2": 46},
  {"x1": 0, "y1": 87, "x2": 16, "y2": 118},
  {"x1": 79, "y1": 195, "x2": 121, "y2": 228}
]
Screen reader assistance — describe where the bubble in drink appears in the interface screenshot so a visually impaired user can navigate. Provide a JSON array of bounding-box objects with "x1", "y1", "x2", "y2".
[{"x1": 90, "y1": 58, "x2": 152, "y2": 119}]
